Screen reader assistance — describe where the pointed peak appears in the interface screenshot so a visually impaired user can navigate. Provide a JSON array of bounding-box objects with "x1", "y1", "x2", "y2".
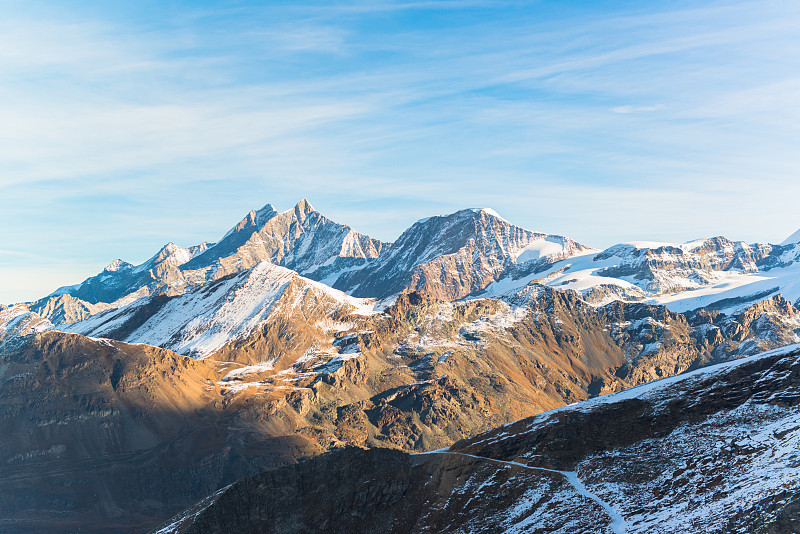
[
  {"x1": 225, "y1": 204, "x2": 277, "y2": 238},
  {"x1": 104, "y1": 259, "x2": 132, "y2": 272},
  {"x1": 295, "y1": 198, "x2": 316, "y2": 215},
  {"x1": 148, "y1": 242, "x2": 195, "y2": 267},
  {"x1": 255, "y1": 203, "x2": 277, "y2": 216},
  {"x1": 155, "y1": 242, "x2": 183, "y2": 257},
  {"x1": 254, "y1": 203, "x2": 278, "y2": 227}
]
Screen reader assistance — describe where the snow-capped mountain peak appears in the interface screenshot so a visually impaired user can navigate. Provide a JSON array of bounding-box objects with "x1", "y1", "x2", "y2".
[
  {"x1": 148, "y1": 242, "x2": 195, "y2": 267},
  {"x1": 104, "y1": 259, "x2": 133, "y2": 272},
  {"x1": 254, "y1": 202, "x2": 279, "y2": 226},
  {"x1": 333, "y1": 207, "x2": 589, "y2": 300}
]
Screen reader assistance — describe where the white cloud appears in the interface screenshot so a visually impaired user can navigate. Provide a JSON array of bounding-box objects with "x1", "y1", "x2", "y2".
[{"x1": 610, "y1": 105, "x2": 659, "y2": 114}]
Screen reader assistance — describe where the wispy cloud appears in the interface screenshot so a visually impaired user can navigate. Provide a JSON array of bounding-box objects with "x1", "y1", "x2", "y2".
[
  {"x1": 1, "y1": 0, "x2": 799, "y2": 302},
  {"x1": 610, "y1": 105, "x2": 659, "y2": 114}
]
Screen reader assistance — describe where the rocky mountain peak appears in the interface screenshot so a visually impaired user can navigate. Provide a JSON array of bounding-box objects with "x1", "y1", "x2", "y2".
[
  {"x1": 253, "y1": 203, "x2": 278, "y2": 227},
  {"x1": 153, "y1": 242, "x2": 181, "y2": 260},
  {"x1": 334, "y1": 207, "x2": 587, "y2": 300},
  {"x1": 181, "y1": 204, "x2": 280, "y2": 271},
  {"x1": 142, "y1": 242, "x2": 201, "y2": 275},
  {"x1": 104, "y1": 259, "x2": 132, "y2": 272},
  {"x1": 293, "y1": 198, "x2": 316, "y2": 219},
  {"x1": 221, "y1": 203, "x2": 279, "y2": 240}
]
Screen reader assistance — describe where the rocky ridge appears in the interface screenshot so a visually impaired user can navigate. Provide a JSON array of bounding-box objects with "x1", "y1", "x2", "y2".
[{"x1": 332, "y1": 208, "x2": 588, "y2": 300}]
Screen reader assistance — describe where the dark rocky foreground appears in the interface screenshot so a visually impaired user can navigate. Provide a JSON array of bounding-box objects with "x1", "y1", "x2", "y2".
[{"x1": 164, "y1": 344, "x2": 800, "y2": 534}]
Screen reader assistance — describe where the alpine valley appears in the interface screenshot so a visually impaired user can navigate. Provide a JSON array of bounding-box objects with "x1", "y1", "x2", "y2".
[{"x1": 2, "y1": 200, "x2": 799, "y2": 533}]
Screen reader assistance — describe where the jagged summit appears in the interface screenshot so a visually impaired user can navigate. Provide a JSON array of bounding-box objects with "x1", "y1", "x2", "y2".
[
  {"x1": 182, "y1": 198, "x2": 383, "y2": 283},
  {"x1": 32, "y1": 200, "x2": 383, "y2": 320},
  {"x1": 254, "y1": 202, "x2": 278, "y2": 225},
  {"x1": 293, "y1": 198, "x2": 315, "y2": 217},
  {"x1": 148, "y1": 242, "x2": 195, "y2": 266},
  {"x1": 333, "y1": 206, "x2": 588, "y2": 300}
]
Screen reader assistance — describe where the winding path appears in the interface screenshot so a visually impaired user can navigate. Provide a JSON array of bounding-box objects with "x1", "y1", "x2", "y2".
[{"x1": 422, "y1": 451, "x2": 627, "y2": 534}]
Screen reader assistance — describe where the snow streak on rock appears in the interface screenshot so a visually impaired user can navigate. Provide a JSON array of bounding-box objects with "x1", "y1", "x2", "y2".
[{"x1": 428, "y1": 451, "x2": 627, "y2": 534}]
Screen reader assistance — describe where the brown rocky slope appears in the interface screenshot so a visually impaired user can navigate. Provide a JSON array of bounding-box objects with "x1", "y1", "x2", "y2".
[{"x1": 172, "y1": 343, "x2": 800, "y2": 534}]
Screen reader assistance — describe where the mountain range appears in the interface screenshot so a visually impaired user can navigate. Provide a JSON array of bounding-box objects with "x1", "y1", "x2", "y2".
[
  {"x1": 1, "y1": 200, "x2": 799, "y2": 533},
  {"x1": 7, "y1": 199, "x2": 800, "y2": 329}
]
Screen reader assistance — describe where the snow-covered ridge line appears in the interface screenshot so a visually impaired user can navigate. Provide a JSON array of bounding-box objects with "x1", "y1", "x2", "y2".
[
  {"x1": 480, "y1": 237, "x2": 800, "y2": 313},
  {"x1": 422, "y1": 451, "x2": 627, "y2": 534},
  {"x1": 60, "y1": 261, "x2": 378, "y2": 359}
]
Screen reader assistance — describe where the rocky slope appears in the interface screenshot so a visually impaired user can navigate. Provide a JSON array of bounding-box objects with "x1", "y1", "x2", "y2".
[
  {"x1": 332, "y1": 208, "x2": 589, "y2": 300},
  {"x1": 0, "y1": 304, "x2": 53, "y2": 343},
  {"x1": 0, "y1": 332, "x2": 321, "y2": 534},
  {"x1": 4, "y1": 276, "x2": 800, "y2": 532},
  {"x1": 60, "y1": 261, "x2": 379, "y2": 360},
  {"x1": 167, "y1": 342, "x2": 800, "y2": 534}
]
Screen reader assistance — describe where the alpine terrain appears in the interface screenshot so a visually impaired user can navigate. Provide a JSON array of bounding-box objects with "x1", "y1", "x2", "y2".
[{"x1": 2, "y1": 200, "x2": 799, "y2": 533}]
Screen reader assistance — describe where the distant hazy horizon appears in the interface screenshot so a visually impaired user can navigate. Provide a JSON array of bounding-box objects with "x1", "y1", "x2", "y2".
[{"x1": 2, "y1": 0, "x2": 799, "y2": 303}]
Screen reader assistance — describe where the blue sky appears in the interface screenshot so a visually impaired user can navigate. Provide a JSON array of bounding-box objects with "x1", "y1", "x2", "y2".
[{"x1": 1, "y1": 0, "x2": 799, "y2": 304}]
